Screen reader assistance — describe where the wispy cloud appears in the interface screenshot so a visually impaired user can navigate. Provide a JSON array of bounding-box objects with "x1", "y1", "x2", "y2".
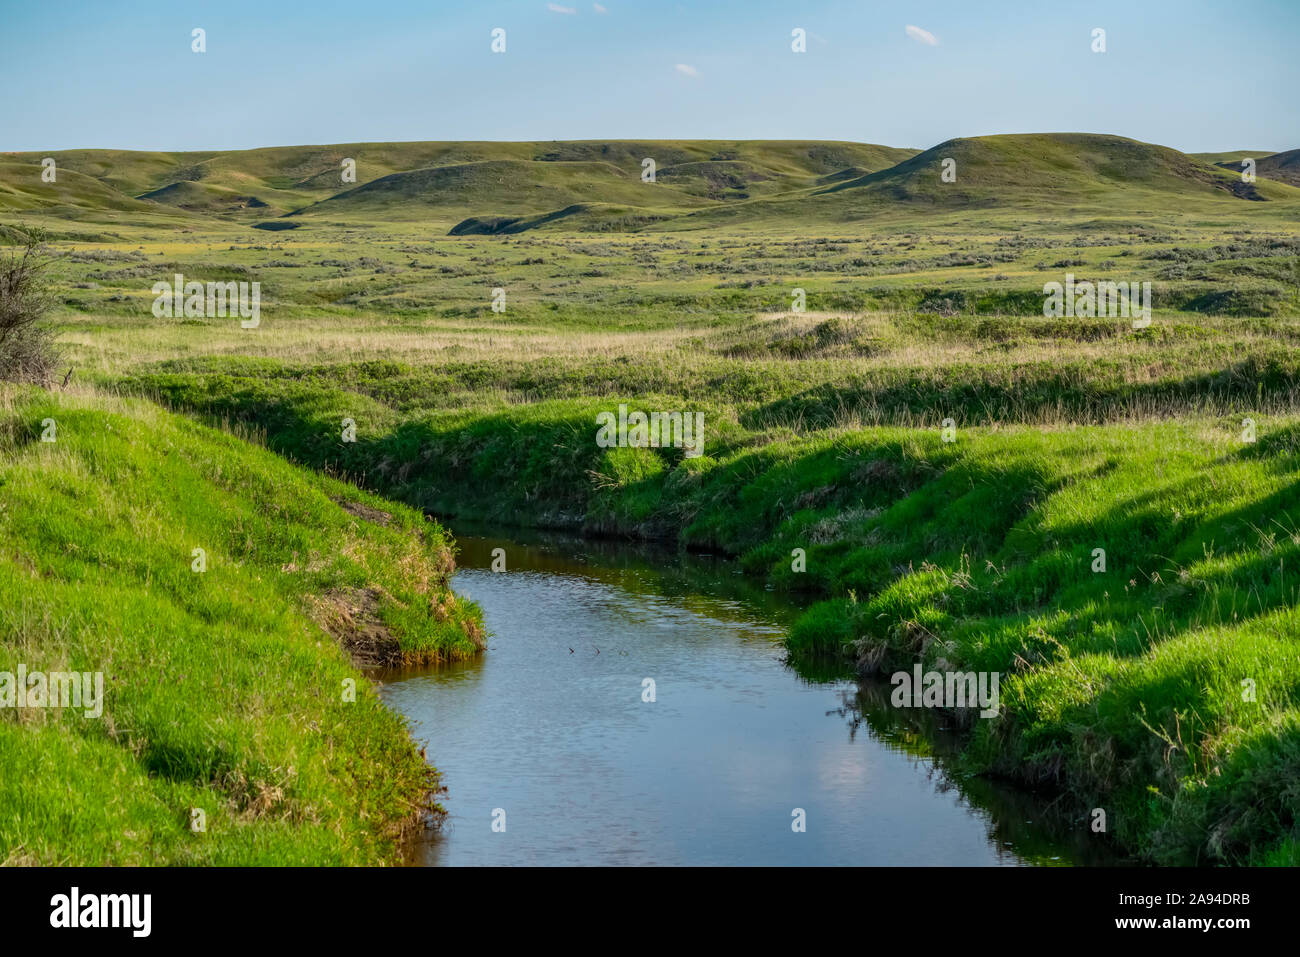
[
  {"x1": 547, "y1": 3, "x2": 577, "y2": 14},
  {"x1": 592, "y1": 2, "x2": 607, "y2": 12},
  {"x1": 674, "y1": 63, "x2": 699, "y2": 77},
  {"x1": 905, "y1": 24, "x2": 938, "y2": 46}
]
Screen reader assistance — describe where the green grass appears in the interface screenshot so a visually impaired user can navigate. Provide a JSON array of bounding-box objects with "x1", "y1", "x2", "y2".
[
  {"x1": 6, "y1": 134, "x2": 1299, "y2": 235},
  {"x1": 1190, "y1": 150, "x2": 1282, "y2": 166},
  {"x1": 0, "y1": 386, "x2": 483, "y2": 864},
  {"x1": 0, "y1": 139, "x2": 919, "y2": 231},
  {"x1": 5, "y1": 130, "x2": 1300, "y2": 865},
  {"x1": 119, "y1": 366, "x2": 1300, "y2": 864},
  {"x1": 1249, "y1": 149, "x2": 1300, "y2": 187}
]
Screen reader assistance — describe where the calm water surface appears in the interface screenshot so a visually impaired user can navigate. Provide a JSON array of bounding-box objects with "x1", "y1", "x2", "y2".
[{"x1": 380, "y1": 525, "x2": 1114, "y2": 866}]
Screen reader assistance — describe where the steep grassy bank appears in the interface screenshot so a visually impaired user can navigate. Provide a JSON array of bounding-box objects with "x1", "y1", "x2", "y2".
[
  {"x1": 126, "y1": 368, "x2": 1300, "y2": 864},
  {"x1": 0, "y1": 386, "x2": 483, "y2": 865}
]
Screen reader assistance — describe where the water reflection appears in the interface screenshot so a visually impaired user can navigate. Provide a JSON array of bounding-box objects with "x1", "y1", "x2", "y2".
[{"x1": 379, "y1": 521, "x2": 1123, "y2": 866}]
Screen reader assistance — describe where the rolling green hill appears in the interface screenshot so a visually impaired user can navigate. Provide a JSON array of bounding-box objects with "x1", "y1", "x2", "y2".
[
  {"x1": 1190, "y1": 149, "x2": 1279, "y2": 165},
  {"x1": 659, "y1": 133, "x2": 1300, "y2": 232},
  {"x1": 290, "y1": 159, "x2": 710, "y2": 223},
  {"x1": 814, "y1": 133, "x2": 1300, "y2": 213},
  {"x1": 2, "y1": 139, "x2": 918, "y2": 229},
  {"x1": 137, "y1": 180, "x2": 279, "y2": 216},
  {"x1": 1215, "y1": 148, "x2": 1300, "y2": 187},
  {"x1": 0, "y1": 160, "x2": 191, "y2": 224},
  {"x1": 3, "y1": 134, "x2": 1298, "y2": 234},
  {"x1": 282, "y1": 140, "x2": 920, "y2": 226}
]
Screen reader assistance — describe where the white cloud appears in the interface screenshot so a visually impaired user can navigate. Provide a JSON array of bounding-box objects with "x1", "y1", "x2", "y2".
[
  {"x1": 674, "y1": 63, "x2": 699, "y2": 77},
  {"x1": 547, "y1": 3, "x2": 577, "y2": 13},
  {"x1": 592, "y1": 2, "x2": 607, "y2": 11},
  {"x1": 905, "y1": 24, "x2": 938, "y2": 46}
]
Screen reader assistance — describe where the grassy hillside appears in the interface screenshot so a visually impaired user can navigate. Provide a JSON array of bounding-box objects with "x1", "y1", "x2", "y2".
[
  {"x1": 819, "y1": 133, "x2": 1300, "y2": 211},
  {"x1": 1190, "y1": 149, "x2": 1280, "y2": 165},
  {"x1": 0, "y1": 149, "x2": 223, "y2": 196},
  {"x1": 0, "y1": 160, "x2": 192, "y2": 223},
  {"x1": 294, "y1": 159, "x2": 711, "y2": 223},
  {"x1": 637, "y1": 136, "x2": 1300, "y2": 234},
  {"x1": 5, "y1": 134, "x2": 1298, "y2": 234},
  {"x1": 2, "y1": 139, "x2": 920, "y2": 231},
  {"x1": 1205, "y1": 149, "x2": 1300, "y2": 187},
  {"x1": 0, "y1": 386, "x2": 483, "y2": 864},
  {"x1": 291, "y1": 140, "x2": 923, "y2": 225},
  {"x1": 1240, "y1": 149, "x2": 1300, "y2": 187},
  {"x1": 137, "y1": 180, "x2": 283, "y2": 217}
]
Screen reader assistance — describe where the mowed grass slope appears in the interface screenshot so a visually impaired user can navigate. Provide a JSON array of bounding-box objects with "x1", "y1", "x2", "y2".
[{"x1": 0, "y1": 386, "x2": 483, "y2": 864}]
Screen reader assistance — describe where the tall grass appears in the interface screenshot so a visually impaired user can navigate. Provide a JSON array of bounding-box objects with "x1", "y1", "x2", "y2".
[{"x1": 0, "y1": 386, "x2": 483, "y2": 864}]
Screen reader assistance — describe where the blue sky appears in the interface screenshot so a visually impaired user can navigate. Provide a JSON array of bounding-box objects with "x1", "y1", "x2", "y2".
[{"x1": 1, "y1": 0, "x2": 1296, "y2": 153}]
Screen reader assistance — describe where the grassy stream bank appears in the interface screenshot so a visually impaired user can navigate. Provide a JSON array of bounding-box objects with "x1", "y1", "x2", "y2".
[
  {"x1": 0, "y1": 386, "x2": 483, "y2": 864},
  {"x1": 126, "y1": 365, "x2": 1300, "y2": 865}
]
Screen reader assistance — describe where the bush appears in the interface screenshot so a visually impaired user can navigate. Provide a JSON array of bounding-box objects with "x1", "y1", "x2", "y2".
[{"x1": 0, "y1": 240, "x2": 59, "y2": 384}]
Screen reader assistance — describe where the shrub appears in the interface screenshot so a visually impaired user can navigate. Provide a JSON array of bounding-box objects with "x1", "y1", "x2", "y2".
[{"x1": 0, "y1": 240, "x2": 59, "y2": 384}]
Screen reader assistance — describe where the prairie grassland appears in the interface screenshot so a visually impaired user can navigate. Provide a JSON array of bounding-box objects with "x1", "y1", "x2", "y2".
[
  {"x1": 63, "y1": 214, "x2": 1296, "y2": 866},
  {"x1": 5, "y1": 132, "x2": 1300, "y2": 864}
]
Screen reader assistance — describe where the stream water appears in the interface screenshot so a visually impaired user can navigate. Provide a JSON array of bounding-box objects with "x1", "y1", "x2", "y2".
[{"x1": 380, "y1": 524, "x2": 1116, "y2": 866}]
